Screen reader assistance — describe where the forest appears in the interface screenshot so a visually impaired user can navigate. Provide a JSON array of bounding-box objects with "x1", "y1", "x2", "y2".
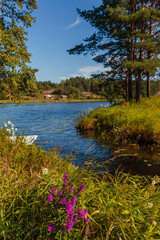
[{"x1": 35, "y1": 77, "x2": 160, "y2": 101}]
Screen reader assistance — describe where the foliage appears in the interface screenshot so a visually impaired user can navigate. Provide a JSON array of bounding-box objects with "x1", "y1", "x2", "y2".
[
  {"x1": 52, "y1": 77, "x2": 125, "y2": 100},
  {"x1": 68, "y1": 0, "x2": 160, "y2": 102},
  {"x1": 36, "y1": 77, "x2": 160, "y2": 101},
  {"x1": 77, "y1": 96, "x2": 160, "y2": 146},
  {"x1": 0, "y1": 0, "x2": 38, "y2": 100},
  {"x1": 36, "y1": 81, "x2": 57, "y2": 91}
]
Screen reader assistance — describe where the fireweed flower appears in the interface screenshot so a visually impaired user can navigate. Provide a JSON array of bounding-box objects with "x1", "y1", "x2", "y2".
[
  {"x1": 71, "y1": 195, "x2": 78, "y2": 206},
  {"x1": 46, "y1": 173, "x2": 90, "y2": 235},
  {"x1": 70, "y1": 184, "x2": 74, "y2": 193},
  {"x1": 51, "y1": 186, "x2": 55, "y2": 195},
  {"x1": 77, "y1": 207, "x2": 88, "y2": 219},
  {"x1": 60, "y1": 197, "x2": 67, "y2": 205},
  {"x1": 85, "y1": 217, "x2": 91, "y2": 223},
  {"x1": 63, "y1": 172, "x2": 69, "y2": 183},
  {"x1": 58, "y1": 189, "x2": 62, "y2": 195},
  {"x1": 47, "y1": 194, "x2": 53, "y2": 202},
  {"x1": 65, "y1": 219, "x2": 74, "y2": 231},
  {"x1": 77, "y1": 183, "x2": 86, "y2": 195},
  {"x1": 48, "y1": 223, "x2": 56, "y2": 232},
  {"x1": 74, "y1": 216, "x2": 78, "y2": 223}
]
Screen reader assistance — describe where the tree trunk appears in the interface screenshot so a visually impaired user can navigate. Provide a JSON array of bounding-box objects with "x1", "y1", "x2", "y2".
[
  {"x1": 127, "y1": 39, "x2": 132, "y2": 101},
  {"x1": 147, "y1": 65, "x2": 151, "y2": 98},
  {"x1": 136, "y1": 0, "x2": 144, "y2": 103},
  {"x1": 136, "y1": 72, "x2": 141, "y2": 103},
  {"x1": 128, "y1": 68, "x2": 132, "y2": 101},
  {"x1": 126, "y1": 68, "x2": 129, "y2": 101},
  {"x1": 7, "y1": 89, "x2": 12, "y2": 101},
  {"x1": 147, "y1": 4, "x2": 154, "y2": 98}
]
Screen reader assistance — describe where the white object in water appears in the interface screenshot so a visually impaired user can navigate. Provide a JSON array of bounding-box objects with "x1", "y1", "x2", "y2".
[{"x1": 9, "y1": 135, "x2": 38, "y2": 145}]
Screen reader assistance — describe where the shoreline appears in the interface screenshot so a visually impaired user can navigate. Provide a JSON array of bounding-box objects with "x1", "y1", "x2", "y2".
[
  {"x1": 77, "y1": 96, "x2": 160, "y2": 147},
  {"x1": 0, "y1": 98, "x2": 124, "y2": 105}
]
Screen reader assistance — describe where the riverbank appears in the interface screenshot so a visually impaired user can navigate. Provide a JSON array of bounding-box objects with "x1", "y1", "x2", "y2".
[
  {"x1": 0, "y1": 98, "x2": 123, "y2": 104},
  {"x1": 77, "y1": 96, "x2": 160, "y2": 147},
  {"x1": 1, "y1": 128, "x2": 160, "y2": 239}
]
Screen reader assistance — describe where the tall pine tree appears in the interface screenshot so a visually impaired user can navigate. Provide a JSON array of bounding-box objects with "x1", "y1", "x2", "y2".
[{"x1": 68, "y1": 0, "x2": 160, "y2": 102}]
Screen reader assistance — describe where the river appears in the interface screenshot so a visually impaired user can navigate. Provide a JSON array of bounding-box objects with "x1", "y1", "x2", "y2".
[{"x1": 1, "y1": 101, "x2": 160, "y2": 176}]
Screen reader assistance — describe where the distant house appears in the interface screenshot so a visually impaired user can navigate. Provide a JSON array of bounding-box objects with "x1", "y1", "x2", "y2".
[
  {"x1": 61, "y1": 95, "x2": 67, "y2": 99},
  {"x1": 44, "y1": 95, "x2": 53, "y2": 99},
  {"x1": 44, "y1": 94, "x2": 60, "y2": 100}
]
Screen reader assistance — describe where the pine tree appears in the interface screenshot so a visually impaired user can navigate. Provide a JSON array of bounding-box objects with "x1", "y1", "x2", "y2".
[
  {"x1": 68, "y1": 0, "x2": 130, "y2": 99},
  {"x1": 68, "y1": 0, "x2": 160, "y2": 102},
  {"x1": 124, "y1": 0, "x2": 160, "y2": 101}
]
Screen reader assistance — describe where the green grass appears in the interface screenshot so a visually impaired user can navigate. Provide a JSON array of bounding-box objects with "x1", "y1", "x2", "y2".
[
  {"x1": 77, "y1": 96, "x2": 160, "y2": 146},
  {"x1": 0, "y1": 98, "x2": 108, "y2": 104},
  {"x1": 1, "y1": 127, "x2": 160, "y2": 239}
]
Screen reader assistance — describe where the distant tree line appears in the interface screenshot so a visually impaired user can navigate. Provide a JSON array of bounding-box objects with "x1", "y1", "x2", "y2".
[
  {"x1": 36, "y1": 76, "x2": 160, "y2": 101},
  {"x1": 0, "y1": 75, "x2": 159, "y2": 100},
  {"x1": 37, "y1": 81, "x2": 57, "y2": 91}
]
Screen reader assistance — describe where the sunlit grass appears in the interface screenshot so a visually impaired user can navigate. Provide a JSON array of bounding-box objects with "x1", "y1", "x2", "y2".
[
  {"x1": 0, "y1": 98, "x2": 108, "y2": 104},
  {"x1": 0, "y1": 127, "x2": 160, "y2": 239},
  {"x1": 77, "y1": 96, "x2": 160, "y2": 146}
]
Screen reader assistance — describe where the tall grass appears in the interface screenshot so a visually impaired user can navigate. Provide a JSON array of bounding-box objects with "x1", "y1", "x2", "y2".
[
  {"x1": 1, "y1": 128, "x2": 160, "y2": 239},
  {"x1": 77, "y1": 97, "x2": 160, "y2": 146}
]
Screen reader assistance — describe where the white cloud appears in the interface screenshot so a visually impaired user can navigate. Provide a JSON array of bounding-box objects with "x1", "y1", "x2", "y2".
[
  {"x1": 78, "y1": 65, "x2": 105, "y2": 78},
  {"x1": 59, "y1": 76, "x2": 68, "y2": 81},
  {"x1": 65, "y1": 16, "x2": 82, "y2": 30},
  {"x1": 59, "y1": 65, "x2": 106, "y2": 81}
]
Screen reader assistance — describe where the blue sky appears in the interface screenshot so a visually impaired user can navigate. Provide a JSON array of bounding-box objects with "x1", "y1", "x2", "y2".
[{"x1": 27, "y1": 0, "x2": 104, "y2": 83}]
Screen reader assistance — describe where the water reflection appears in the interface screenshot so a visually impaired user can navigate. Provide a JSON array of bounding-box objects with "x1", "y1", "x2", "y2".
[{"x1": 1, "y1": 101, "x2": 160, "y2": 176}]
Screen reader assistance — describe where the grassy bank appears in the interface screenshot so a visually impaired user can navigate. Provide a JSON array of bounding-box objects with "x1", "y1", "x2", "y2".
[
  {"x1": 77, "y1": 96, "x2": 160, "y2": 146},
  {"x1": 1, "y1": 128, "x2": 160, "y2": 239},
  {"x1": 0, "y1": 98, "x2": 109, "y2": 105}
]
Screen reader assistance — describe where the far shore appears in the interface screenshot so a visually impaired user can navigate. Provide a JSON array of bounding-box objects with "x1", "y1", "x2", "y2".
[{"x1": 0, "y1": 98, "x2": 123, "y2": 104}]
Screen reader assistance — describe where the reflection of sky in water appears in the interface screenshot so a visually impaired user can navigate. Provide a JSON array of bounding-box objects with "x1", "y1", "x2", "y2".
[
  {"x1": 1, "y1": 102, "x2": 160, "y2": 176},
  {"x1": 0, "y1": 102, "x2": 112, "y2": 166}
]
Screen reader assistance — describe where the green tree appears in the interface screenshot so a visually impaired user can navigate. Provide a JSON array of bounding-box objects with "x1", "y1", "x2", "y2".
[
  {"x1": 0, "y1": 0, "x2": 38, "y2": 100},
  {"x1": 68, "y1": 0, "x2": 160, "y2": 102},
  {"x1": 67, "y1": 0, "x2": 131, "y2": 100},
  {"x1": 115, "y1": 0, "x2": 160, "y2": 101}
]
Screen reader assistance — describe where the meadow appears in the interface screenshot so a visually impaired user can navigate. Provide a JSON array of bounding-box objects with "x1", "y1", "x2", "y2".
[
  {"x1": 1, "y1": 123, "x2": 160, "y2": 239},
  {"x1": 77, "y1": 96, "x2": 160, "y2": 147}
]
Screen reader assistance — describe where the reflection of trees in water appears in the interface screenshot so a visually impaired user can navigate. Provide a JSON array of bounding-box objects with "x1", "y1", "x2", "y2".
[
  {"x1": 78, "y1": 130, "x2": 160, "y2": 176},
  {"x1": 93, "y1": 155, "x2": 160, "y2": 177}
]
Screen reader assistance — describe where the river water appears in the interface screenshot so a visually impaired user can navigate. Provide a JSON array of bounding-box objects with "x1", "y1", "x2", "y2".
[
  {"x1": 0, "y1": 102, "x2": 112, "y2": 166},
  {"x1": 1, "y1": 101, "x2": 160, "y2": 176}
]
